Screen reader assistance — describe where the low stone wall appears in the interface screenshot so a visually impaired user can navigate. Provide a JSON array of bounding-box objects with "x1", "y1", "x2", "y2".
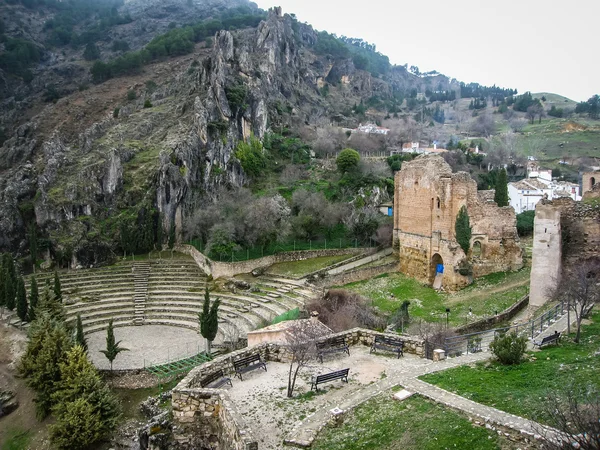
[
  {"x1": 454, "y1": 294, "x2": 529, "y2": 334},
  {"x1": 313, "y1": 262, "x2": 398, "y2": 288},
  {"x1": 176, "y1": 244, "x2": 367, "y2": 279},
  {"x1": 172, "y1": 389, "x2": 257, "y2": 450},
  {"x1": 172, "y1": 329, "x2": 425, "y2": 448}
]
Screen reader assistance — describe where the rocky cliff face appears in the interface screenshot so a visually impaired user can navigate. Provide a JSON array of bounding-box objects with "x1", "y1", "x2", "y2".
[{"x1": 0, "y1": 3, "x2": 456, "y2": 265}]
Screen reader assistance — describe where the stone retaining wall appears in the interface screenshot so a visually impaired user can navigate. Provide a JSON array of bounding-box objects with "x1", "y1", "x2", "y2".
[
  {"x1": 454, "y1": 294, "x2": 529, "y2": 334},
  {"x1": 176, "y1": 244, "x2": 367, "y2": 279},
  {"x1": 313, "y1": 262, "x2": 398, "y2": 288},
  {"x1": 172, "y1": 329, "x2": 425, "y2": 448}
]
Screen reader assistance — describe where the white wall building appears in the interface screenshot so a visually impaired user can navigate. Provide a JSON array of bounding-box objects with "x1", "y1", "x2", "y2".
[{"x1": 508, "y1": 170, "x2": 581, "y2": 214}]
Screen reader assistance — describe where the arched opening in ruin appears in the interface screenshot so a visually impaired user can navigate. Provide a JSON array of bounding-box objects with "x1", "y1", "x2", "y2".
[
  {"x1": 436, "y1": 197, "x2": 441, "y2": 209},
  {"x1": 472, "y1": 241, "x2": 482, "y2": 258},
  {"x1": 430, "y1": 253, "x2": 444, "y2": 285},
  {"x1": 591, "y1": 177, "x2": 596, "y2": 190}
]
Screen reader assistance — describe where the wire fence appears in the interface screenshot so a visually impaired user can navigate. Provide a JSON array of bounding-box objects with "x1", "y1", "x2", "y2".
[
  {"x1": 442, "y1": 300, "x2": 568, "y2": 358},
  {"x1": 188, "y1": 238, "x2": 379, "y2": 262}
]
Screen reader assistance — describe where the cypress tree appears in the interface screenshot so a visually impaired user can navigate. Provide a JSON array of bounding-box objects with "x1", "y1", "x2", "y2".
[
  {"x1": 494, "y1": 168, "x2": 509, "y2": 207},
  {"x1": 54, "y1": 272, "x2": 62, "y2": 303},
  {"x1": 2, "y1": 253, "x2": 16, "y2": 285},
  {"x1": 455, "y1": 206, "x2": 472, "y2": 255},
  {"x1": 29, "y1": 225, "x2": 38, "y2": 273},
  {"x1": 28, "y1": 276, "x2": 39, "y2": 322},
  {"x1": 5, "y1": 274, "x2": 15, "y2": 311},
  {"x1": 16, "y1": 277, "x2": 28, "y2": 324},
  {"x1": 198, "y1": 286, "x2": 220, "y2": 354},
  {"x1": 0, "y1": 268, "x2": 6, "y2": 314},
  {"x1": 75, "y1": 314, "x2": 87, "y2": 352},
  {"x1": 100, "y1": 320, "x2": 128, "y2": 373}
]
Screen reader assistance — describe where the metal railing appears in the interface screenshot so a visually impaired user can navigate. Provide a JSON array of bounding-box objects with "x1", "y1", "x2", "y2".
[{"x1": 444, "y1": 301, "x2": 567, "y2": 357}]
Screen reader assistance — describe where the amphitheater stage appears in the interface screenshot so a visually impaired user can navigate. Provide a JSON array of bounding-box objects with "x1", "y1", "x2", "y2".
[{"x1": 87, "y1": 325, "x2": 207, "y2": 371}]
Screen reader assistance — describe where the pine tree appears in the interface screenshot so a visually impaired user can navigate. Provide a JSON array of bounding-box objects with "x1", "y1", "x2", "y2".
[
  {"x1": 494, "y1": 168, "x2": 509, "y2": 207},
  {"x1": 16, "y1": 277, "x2": 28, "y2": 324},
  {"x1": 199, "y1": 286, "x2": 220, "y2": 354},
  {"x1": 5, "y1": 274, "x2": 15, "y2": 311},
  {"x1": 54, "y1": 271, "x2": 62, "y2": 303},
  {"x1": 455, "y1": 206, "x2": 472, "y2": 255},
  {"x1": 100, "y1": 320, "x2": 128, "y2": 373},
  {"x1": 20, "y1": 314, "x2": 72, "y2": 418},
  {"x1": 49, "y1": 346, "x2": 122, "y2": 450},
  {"x1": 75, "y1": 314, "x2": 87, "y2": 352},
  {"x1": 28, "y1": 276, "x2": 39, "y2": 322}
]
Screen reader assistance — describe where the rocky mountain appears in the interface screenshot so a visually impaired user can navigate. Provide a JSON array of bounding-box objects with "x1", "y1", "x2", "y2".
[{"x1": 0, "y1": 0, "x2": 461, "y2": 265}]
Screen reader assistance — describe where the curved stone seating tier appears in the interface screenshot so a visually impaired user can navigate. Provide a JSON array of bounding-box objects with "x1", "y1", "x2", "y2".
[
  {"x1": 66, "y1": 300, "x2": 134, "y2": 316},
  {"x1": 145, "y1": 303, "x2": 261, "y2": 330},
  {"x1": 145, "y1": 299, "x2": 274, "y2": 324},
  {"x1": 220, "y1": 293, "x2": 296, "y2": 316}
]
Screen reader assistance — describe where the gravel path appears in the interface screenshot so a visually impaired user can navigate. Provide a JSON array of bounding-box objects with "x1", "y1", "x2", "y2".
[{"x1": 87, "y1": 325, "x2": 206, "y2": 370}]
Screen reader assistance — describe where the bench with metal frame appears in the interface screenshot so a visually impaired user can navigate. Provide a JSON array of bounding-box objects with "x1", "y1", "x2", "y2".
[
  {"x1": 533, "y1": 331, "x2": 561, "y2": 349},
  {"x1": 232, "y1": 353, "x2": 267, "y2": 380},
  {"x1": 316, "y1": 336, "x2": 350, "y2": 363},
  {"x1": 310, "y1": 368, "x2": 350, "y2": 391},
  {"x1": 370, "y1": 334, "x2": 404, "y2": 358},
  {"x1": 200, "y1": 369, "x2": 233, "y2": 388}
]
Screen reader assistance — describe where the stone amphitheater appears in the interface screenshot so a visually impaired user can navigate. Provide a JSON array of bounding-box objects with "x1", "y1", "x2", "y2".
[{"x1": 30, "y1": 253, "x2": 317, "y2": 370}]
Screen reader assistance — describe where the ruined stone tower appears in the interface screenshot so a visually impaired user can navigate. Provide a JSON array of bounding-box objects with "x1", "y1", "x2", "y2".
[{"x1": 393, "y1": 155, "x2": 523, "y2": 290}]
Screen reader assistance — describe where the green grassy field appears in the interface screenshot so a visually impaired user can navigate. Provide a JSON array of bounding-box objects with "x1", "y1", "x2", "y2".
[
  {"x1": 312, "y1": 393, "x2": 517, "y2": 450},
  {"x1": 1, "y1": 429, "x2": 32, "y2": 450},
  {"x1": 342, "y1": 268, "x2": 529, "y2": 327},
  {"x1": 420, "y1": 311, "x2": 600, "y2": 424},
  {"x1": 267, "y1": 254, "x2": 353, "y2": 278}
]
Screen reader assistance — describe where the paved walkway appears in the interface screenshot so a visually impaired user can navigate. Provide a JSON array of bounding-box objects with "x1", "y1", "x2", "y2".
[{"x1": 325, "y1": 248, "x2": 393, "y2": 276}]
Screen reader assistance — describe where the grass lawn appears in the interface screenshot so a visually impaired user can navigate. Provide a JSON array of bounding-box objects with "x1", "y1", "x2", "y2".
[
  {"x1": 1, "y1": 428, "x2": 32, "y2": 450},
  {"x1": 312, "y1": 393, "x2": 516, "y2": 450},
  {"x1": 267, "y1": 254, "x2": 353, "y2": 278},
  {"x1": 420, "y1": 311, "x2": 600, "y2": 424},
  {"x1": 343, "y1": 269, "x2": 529, "y2": 327}
]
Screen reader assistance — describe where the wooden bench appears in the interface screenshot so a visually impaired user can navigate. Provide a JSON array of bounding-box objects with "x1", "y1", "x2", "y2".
[
  {"x1": 232, "y1": 353, "x2": 267, "y2": 380},
  {"x1": 310, "y1": 368, "x2": 350, "y2": 391},
  {"x1": 200, "y1": 369, "x2": 232, "y2": 388},
  {"x1": 533, "y1": 331, "x2": 561, "y2": 349},
  {"x1": 316, "y1": 336, "x2": 350, "y2": 363},
  {"x1": 370, "y1": 335, "x2": 404, "y2": 358}
]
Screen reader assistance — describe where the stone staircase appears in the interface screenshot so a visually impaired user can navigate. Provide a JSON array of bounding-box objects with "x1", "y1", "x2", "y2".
[{"x1": 133, "y1": 262, "x2": 150, "y2": 325}]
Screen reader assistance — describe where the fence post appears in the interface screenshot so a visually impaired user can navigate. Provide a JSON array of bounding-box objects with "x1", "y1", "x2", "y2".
[
  {"x1": 247, "y1": 249, "x2": 249, "y2": 260},
  {"x1": 325, "y1": 239, "x2": 327, "y2": 249},
  {"x1": 310, "y1": 240, "x2": 311, "y2": 250},
  {"x1": 339, "y1": 238, "x2": 342, "y2": 248},
  {"x1": 531, "y1": 320, "x2": 534, "y2": 339}
]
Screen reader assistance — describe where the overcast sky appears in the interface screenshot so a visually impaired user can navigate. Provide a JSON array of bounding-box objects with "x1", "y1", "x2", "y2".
[{"x1": 253, "y1": 0, "x2": 599, "y2": 102}]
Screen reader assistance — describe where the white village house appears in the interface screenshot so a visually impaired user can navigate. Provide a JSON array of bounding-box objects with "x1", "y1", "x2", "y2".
[{"x1": 508, "y1": 167, "x2": 581, "y2": 213}]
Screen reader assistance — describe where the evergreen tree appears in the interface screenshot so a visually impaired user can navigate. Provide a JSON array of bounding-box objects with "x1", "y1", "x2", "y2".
[
  {"x1": 336, "y1": 148, "x2": 361, "y2": 174},
  {"x1": 455, "y1": 206, "x2": 472, "y2": 255},
  {"x1": 16, "y1": 277, "x2": 28, "y2": 324},
  {"x1": 168, "y1": 222, "x2": 176, "y2": 250},
  {"x1": 20, "y1": 314, "x2": 72, "y2": 418},
  {"x1": 75, "y1": 314, "x2": 87, "y2": 352},
  {"x1": 49, "y1": 346, "x2": 121, "y2": 450},
  {"x1": 54, "y1": 271, "x2": 62, "y2": 303},
  {"x1": 5, "y1": 274, "x2": 15, "y2": 311},
  {"x1": 28, "y1": 276, "x2": 39, "y2": 322},
  {"x1": 100, "y1": 320, "x2": 128, "y2": 372},
  {"x1": 38, "y1": 283, "x2": 67, "y2": 323},
  {"x1": 29, "y1": 224, "x2": 38, "y2": 273},
  {"x1": 199, "y1": 286, "x2": 220, "y2": 354},
  {"x1": 2, "y1": 253, "x2": 16, "y2": 284},
  {"x1": 494, "y1": 168, "x2": 509, "y2": 207},
  {"x1": 0, "y1": 268, "x2": 6, "y2": 315}
]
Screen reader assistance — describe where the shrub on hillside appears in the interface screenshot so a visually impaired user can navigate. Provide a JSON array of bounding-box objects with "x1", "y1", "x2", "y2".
[
  {"x1": 516, "y1": 210, "x2": 535, "y2": 236},
  {"x1": 307, "y1": 289, "x2": 386, "y2": 332},
  {"x1": 489, "y1": 332, "x2": 527, "y2": 365}
]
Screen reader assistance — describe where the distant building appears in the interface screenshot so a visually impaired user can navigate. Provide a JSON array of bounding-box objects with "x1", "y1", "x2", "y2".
[
  {"x1": 508, "y1": 169, "x2": 581, "y2": 214},
  {"x1": 378, "y1": 201, "x2": 393, "y2": 216},
  {"x1": 353, "y1": 123, "x2": 390, "y2": 135}
]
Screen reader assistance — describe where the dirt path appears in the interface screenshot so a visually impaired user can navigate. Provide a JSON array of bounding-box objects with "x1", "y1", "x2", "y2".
[
  {"x1": 0, "y1": 323, "x2": 50, "y2": 449},
  {"x1": 445, "y1": 277, "x2": 529, "y2": 305}
]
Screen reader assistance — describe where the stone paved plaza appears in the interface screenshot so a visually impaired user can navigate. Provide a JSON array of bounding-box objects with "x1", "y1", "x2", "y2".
[{"x1": 87, "y1": 325, "x2": 206, "y2": 370}]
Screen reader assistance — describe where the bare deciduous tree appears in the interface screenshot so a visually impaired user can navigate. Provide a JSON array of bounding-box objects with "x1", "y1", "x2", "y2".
[
  {"x1": 470, "y1": 113, "x2": 496, "y2": 137},
  {"x1": 548, "y1": 260, "x2": 599, "y2": 343},
  {"x1": 533, "y1": 383, "x2": 600, "y2": 450},
  {"x1": 285, "y1": 319, "x2": 329, "y2": 398}
]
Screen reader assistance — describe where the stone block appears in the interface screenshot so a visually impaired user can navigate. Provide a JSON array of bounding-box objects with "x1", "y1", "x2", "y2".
[{"x1": 433, "y1": 349, "x2": 446, "y2": 361}]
